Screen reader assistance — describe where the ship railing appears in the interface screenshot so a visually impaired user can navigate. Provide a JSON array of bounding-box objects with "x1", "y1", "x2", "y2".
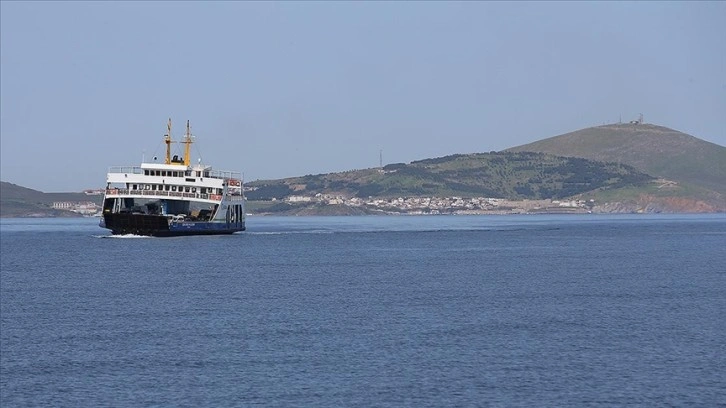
[
  {"x1": 107, "y1": 167, "x2": 243, "y2": 183},
  {"x1": 108, "y1": 166, "x2": 144, "y2": 175},
  {"x1": 207, "y1": 170, "x2": 243, "y2": 182},
  {"x1": 105, "y1": 189, "x2": 244, "y2": 201}
]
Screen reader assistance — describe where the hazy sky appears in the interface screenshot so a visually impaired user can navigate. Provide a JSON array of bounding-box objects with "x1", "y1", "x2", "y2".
[{"x1": 2, "y1": 1, "x2": 725, "y2": 192}]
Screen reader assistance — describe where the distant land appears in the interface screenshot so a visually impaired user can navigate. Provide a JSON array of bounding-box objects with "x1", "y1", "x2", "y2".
[
  {"x1": 0, "y1": 182, "x2": 102, "y2": 218},
  {"x1": 2, "y1": 122, "x2": 724, "y2": 217},
  {"x1": 506, "y1": 123, "x2": 726, "y2": 195},
  {"x1": 245, "y1": 122, "x2": 724, "y2": 215}
]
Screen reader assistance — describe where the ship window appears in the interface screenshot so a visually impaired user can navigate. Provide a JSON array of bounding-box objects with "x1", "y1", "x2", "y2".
[
  {"x1": 185, "y1": 186, "x2": 190, "y2": 193},
  {"x1": 196, "y1": 171, "x2": 201, "y2": 177},
  {"x1": 165, "y1": 185, "x2": 170, "y2": 191},
  {"x1": 132, "y1": 184, "x2": 138, "y2": 190},
  {"x1": 145, "y1": 185, "x2": 150, "y2": 190},
  {"x1": 192, "y1": 187, "x2": 196, "y2": 193},
  {"x1": 144, "y1": 170, "x2": 149, "y2": 176},
  {"x1": 172, "y1": 186, "x2": 177, "y2": 192}
]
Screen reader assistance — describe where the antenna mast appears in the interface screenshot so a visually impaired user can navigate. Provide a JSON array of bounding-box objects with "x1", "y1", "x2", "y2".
[
  {"x1": 379, "y1": 149, "x2": 383, "y2": 168},
  {"x1": 164, "y1": 118, "x2": 173, "y2": 164},
  {"x1": 183, "y1": 120, "x2": 194, "y2": 166}
]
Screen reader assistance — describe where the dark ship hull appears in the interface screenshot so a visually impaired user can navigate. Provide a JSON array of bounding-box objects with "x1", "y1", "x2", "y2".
[{"x1": 102, "y1": 213, "x2": 245, "y2": 237}]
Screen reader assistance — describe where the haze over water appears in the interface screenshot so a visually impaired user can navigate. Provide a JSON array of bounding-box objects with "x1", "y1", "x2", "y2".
[{"x1": 1, "y1": 215, "x2": 724, "y2": 406}]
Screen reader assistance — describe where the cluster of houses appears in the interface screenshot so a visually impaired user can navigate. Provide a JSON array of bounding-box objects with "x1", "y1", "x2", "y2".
[
  {"x1": 51, "y1": 201, "x2": 102, "y2": 217},
  {"x1": 281, "y1": 194, "x2": 592, "y2": 214}
]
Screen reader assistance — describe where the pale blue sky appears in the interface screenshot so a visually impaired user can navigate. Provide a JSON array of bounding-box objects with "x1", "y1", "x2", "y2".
[{"x1": 1, "y1": 1, "x2": 724, "y2": 192}]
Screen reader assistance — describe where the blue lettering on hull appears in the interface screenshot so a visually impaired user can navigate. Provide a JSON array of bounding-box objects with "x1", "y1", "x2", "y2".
[{"x1": 169, "y1": 221, "x2": 246, "y2": 234}]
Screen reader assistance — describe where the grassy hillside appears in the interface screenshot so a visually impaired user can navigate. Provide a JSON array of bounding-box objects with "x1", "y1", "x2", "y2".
[
  {"x1": 0, "y1": 182, "x2": 99, "y2": 217},
  {"x1": 506, "y1": 123, "x2": 726, "y2": 195},
  {"x1": 247, "y1": 152, "x2": 653, "y2": 201}
]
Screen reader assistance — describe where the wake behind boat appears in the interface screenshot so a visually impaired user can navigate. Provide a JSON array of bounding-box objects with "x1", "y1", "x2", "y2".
[{"x1": 100, "y1": 119, "x2": 245, "y2": 236}]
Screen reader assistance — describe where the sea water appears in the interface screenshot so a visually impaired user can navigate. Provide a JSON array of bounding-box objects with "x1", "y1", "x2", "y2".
[{"x1": 1, "y1": 215, "x2": 725, "y2": 406}]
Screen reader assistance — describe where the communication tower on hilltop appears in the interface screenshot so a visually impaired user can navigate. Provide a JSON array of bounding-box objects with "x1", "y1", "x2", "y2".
[
  {"x1": 629, "y1": 113, "x2": 644, "y2": 125},
  {"x1": 379, "y1": 149, "x2": 383, "y2": 168}
]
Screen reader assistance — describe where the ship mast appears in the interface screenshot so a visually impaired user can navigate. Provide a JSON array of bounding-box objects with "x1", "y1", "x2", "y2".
[
  {"x1": 164, "y1": 118, "x2": 173, "y2": 164},
  {"x1": 183, "y1": 120, "x2": 193, "y2": 166}
]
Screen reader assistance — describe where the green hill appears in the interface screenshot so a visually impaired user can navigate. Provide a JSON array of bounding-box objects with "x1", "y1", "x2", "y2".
[
  {"x1": 506, "y1": 123, "x2": 726, "y2": 195},
  {"x1": 247, "y1": 151, "x2": 653, "y2": 201},
  {"x1": 0, "y1": 182, "x2": 100, "y2": 217}
]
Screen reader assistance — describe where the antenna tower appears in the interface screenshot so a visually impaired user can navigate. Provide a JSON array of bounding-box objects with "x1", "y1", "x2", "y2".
[
  {"x1": 164, "y1": 118, "x2": 173, "y2": 164},
  {"x1": 379, "y1": 149, "x2": 383, "y2": 168}
]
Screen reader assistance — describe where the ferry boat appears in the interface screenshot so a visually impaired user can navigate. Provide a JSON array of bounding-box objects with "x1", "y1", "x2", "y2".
[{"x1": 100, "y1": 119, "x2": 245, "y2": 236}]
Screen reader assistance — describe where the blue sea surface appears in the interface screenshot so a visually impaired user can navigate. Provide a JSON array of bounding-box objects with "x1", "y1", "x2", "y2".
[{"x1": 1, "y1": 214, "x2": 725, "y2": 406}]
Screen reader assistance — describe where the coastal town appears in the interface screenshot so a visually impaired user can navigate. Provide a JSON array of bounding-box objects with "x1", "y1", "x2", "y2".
[
  {"x1": 51, "y1": 201, "x2": 102, "y2": 217},
  {"x1": 49, "y1": 189, "x2": 104, "y2": 217},
  {"x1": 266, "y1": 193, "x2": 594, "y2": 215},
  {"x1": 50, "y1": 193, "x2": 592, "y2": 217}
]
